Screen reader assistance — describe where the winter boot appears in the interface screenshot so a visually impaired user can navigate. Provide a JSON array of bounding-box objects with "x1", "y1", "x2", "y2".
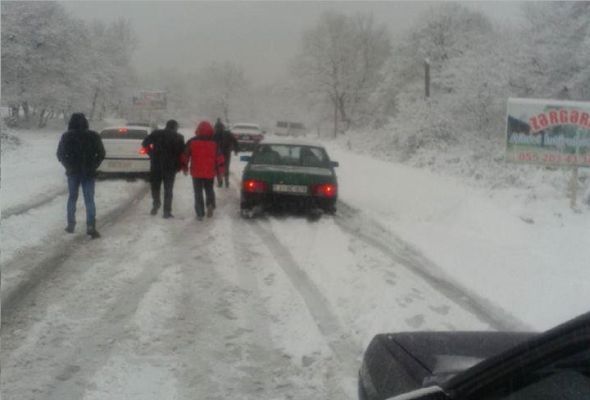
[
  {"x1": 87, "y1": 226, "x2": 101, "y2": 239},
  {"x1": 163, "y1": 212, "x2": 174, "y2": 219},
  {"x1": 150, "y1": 205, "x2": 160, "y2": 216},
  {"x1": 65, "y1": 224, "x2": 75, "y2": 234},
  {"x1": 206, "y1": 204, "x2": 214, "y2": 218}
]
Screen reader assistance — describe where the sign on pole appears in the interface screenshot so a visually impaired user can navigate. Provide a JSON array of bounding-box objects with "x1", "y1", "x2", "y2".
[
  {"x1": 506, "y1": 98, "x2": 590, "y2": 167},
  {"x1": 132, "y1": 90, "x2": 167, "y2": 110}
]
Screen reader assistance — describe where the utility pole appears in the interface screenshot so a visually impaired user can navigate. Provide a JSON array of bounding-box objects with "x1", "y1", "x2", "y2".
[
  {"x1": 333, "y1": 102, "x2": 338, "y2": 138},
  {"x1": 570, "y1": 128, "x2": 580, "y2": 210},
  {"x1": 424, "y1": 58, "x2": 431, "y2": 98}
]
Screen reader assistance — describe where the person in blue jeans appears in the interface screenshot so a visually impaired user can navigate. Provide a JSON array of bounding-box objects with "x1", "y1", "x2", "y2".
[{"x1": 57, "y1": 113, "x2": 105, "y2": 238}]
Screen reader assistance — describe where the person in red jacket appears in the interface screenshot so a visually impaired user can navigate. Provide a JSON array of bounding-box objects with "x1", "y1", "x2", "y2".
[{"x1": 185, "y1": 121, "x2": 218, "y2": 220}]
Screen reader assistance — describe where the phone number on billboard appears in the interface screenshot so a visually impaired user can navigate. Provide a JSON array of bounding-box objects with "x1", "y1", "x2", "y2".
[{"x1": 517, "y1": 152, "x2": 590, "y2": 165}]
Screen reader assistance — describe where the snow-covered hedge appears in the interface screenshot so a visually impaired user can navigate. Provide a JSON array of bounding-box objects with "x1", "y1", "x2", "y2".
[{"x1": 1, "y1": 118, "x2": 21, "y2": 154}]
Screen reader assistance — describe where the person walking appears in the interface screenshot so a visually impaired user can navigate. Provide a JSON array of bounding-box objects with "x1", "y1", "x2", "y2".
[
  {"x1": 216, "y1": 127, "x2": 239, "y2": 187},
  {"x1": 57, "y1": 113, "x2": 105, "y2": 239},
  {"x1": 213, "y1": 117, "x2": 225, "y2": 139},
  {"x1": 142, "y1": 119, "x2": 186, "y2": 218},
  {"x1": 186, "y1": 121, "x2": 217, "y2": 220}
]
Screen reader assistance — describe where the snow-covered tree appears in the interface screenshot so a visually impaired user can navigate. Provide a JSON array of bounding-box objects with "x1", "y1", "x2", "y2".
[
  {"x1": 516, "y1": 2, "x2": 590, "y2": 100},
  {"x1": 86, "y1": 18, "x2": 138, "y2": 121},
  {"x1": 196, "y1": 61, "x2": 248, "y2": 123},
  {"x1": 1, "y1": 2, "x2": 76, "y2": 122},
  {"x1": 293, "y1": 11, "x2": 391, "y2": 135},
  {"x1": 1, "y1": 2, "x2": 138, "y2": 127}
]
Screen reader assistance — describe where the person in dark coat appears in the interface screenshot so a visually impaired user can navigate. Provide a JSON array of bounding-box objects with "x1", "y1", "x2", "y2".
[
  {"x1": 213, "y1": 118, "x2": 225, "y2": 139},
  {"x1": 212, "y1": 118, "x2": 239, "y2": 188},
  {"x1": 57, "y1": 113, "x2": 105, "y2": 238},
  {"x1": 216, "y1": 128, "x2": 239, "y2": 187},
  {"x1": 142, "y1": 119, "x2": 186, "y2": 218},
  {"x1": 185, "y1": 121, "x2": 217, "y2": 220}
]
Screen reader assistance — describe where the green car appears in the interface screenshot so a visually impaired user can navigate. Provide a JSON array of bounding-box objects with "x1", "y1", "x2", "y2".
[{"x1": 240, "y1": 140, "x2": 339, "y2": 217}]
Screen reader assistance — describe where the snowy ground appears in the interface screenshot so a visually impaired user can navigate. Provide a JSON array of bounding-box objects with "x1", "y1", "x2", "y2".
[
  {"x1": 1, "y1": 129, "x2": 587, "y2": 399},
  {"x1": 1, "y1": 129, "x2": 65, "y2": 211},
  {"x1": 321, "y1": 143, "x2": 589, "y2": 330}
]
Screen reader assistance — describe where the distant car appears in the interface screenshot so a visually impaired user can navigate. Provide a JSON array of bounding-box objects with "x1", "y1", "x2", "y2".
[
  {"x1": 358, "y1": 311, "x2": 590, "y2": 400},
  {"x1": 126, "y1": 121, "x2": 159, "y2": 130},
  {"x1": 239, "y1": 139, "x2": 339, "y2": 217},
  {"x1": 275, "y1": 121, "x2": 307, "y2": 137},
  {"x1": 230, "y1": 123, "x2": 264, "y2": 151},
  {"x1": 97, "y1": 125, "x2": 151, "y2": 180}
]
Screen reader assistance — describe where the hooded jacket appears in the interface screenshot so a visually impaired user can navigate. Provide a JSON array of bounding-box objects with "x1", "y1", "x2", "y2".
[
  {"x1": 57, "y1": 113, "x2": 105, "y2": 177},
  {"x1": 186, "y1": 121, "x2": 217, "y2": 179},
  {"x1": 142, "y1": 121, "x2": 186, "y2": 173}
]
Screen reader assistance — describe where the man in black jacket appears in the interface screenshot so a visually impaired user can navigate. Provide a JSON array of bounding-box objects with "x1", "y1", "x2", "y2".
[
  {"x1": 57, "y1": 113, "x2": 105, "y2": 238},
  {"x1": 142, "y1": 119, "x2": 185, "y2": 218},
  {"x1": 213, "y1": 119, "x2": 239, "y2": 188}
]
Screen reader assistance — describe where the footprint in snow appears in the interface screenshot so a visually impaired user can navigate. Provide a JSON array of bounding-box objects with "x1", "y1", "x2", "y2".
[
  {"x1": 405, "y1": 314, "x2": 425, "y2": 329},
  {"x1": 264, "y1": 273, "x2": 275, "y2": 286},
  {"x1": 429, "y1": 304, "x2": 451, "y2": 315}
]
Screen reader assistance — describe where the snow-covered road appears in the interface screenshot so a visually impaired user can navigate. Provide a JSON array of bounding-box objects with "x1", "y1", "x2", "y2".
[
  {"x1": 3, "y1": 128, "x2": 586, "y2": 399},
  {"x1": 2, "y1": 172, "x2": 494, "y2": 400}
]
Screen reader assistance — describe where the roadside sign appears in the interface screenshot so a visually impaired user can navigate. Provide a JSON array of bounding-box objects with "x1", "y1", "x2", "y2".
[
  {"x1": 132, "y1": 90, "x2": 167, "y2": 110},
  {"x1": 506, "y1": 98, "x2": 590, "y2": 167}
]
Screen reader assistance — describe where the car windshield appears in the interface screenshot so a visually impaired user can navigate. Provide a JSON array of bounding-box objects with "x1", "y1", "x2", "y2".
[
  {"x1": 2, "y1": 2, "x2": 588, "y2": 400},
  {"x1": 251, "y1": 144, "x2": 329, "y2": 167}
]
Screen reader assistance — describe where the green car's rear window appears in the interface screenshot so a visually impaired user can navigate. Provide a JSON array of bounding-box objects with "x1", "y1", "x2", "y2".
[{"x1": 252, "y1": 144, "x2": 329, "y2": 167}]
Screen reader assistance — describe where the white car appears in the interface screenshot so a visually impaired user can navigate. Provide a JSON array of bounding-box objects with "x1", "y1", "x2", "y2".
[
  {"x1": 230, "y1": 123, "x2": 265, "y2": 151},
  {"x1": 97, "y1": 125, "x2": 151, "y2": 179},
  {"x1": 275, "y1": 121, "x2": 307, "y2": 137}
]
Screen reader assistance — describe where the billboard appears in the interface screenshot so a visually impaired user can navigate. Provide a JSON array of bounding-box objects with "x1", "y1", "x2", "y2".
[
  {"x1": 132, "y1": 90, "x2": 167, "y2": 109},
  {"x1": 506, "y1": 98, "x2": 590, "y2": 167}
]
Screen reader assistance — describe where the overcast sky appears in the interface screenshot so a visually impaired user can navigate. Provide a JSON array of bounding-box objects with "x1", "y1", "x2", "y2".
[{"x1": 62, "y1": 1, "x2": 524, "y2": 85}]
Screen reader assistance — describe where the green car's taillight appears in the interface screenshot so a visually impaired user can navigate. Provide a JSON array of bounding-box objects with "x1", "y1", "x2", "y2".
[
  {"x1": 243, "y1": 179, "x2": 268, "y2": 193},
  {"x1": 312, "y1": 183, "x2": 337, "y2": 198}
]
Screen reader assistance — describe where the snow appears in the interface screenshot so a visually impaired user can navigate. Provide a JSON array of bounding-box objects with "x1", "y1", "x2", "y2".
[
  {"x1": 1, "y1": 129, "x2": 64, "y2": 210},
  {"x1": 2, "y1": 127, "x2": 588, "y2": 399},
  {"x1": 1, "y1": 128, "x2": 148, "y2": 299},
  {"x1": 264, "y1": 217, "x2": 491, "y2": 344},
  {"x1": 324, "y1": 143, "x2": 590, "y2": 330}
]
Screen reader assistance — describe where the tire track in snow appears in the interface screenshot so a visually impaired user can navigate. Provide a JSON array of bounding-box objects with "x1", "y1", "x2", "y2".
[
  {"x1": 230, "y1": 214, "x2": 350, "y2": 399},
  {"x1": 1, "y1": 186, "x2": 68, "y2": 220},
  {"x1": 228, "y1": 170, "x2": 524, "y2": 331},
  {"x1": 334, "y1": 201, "x2": 529, "y2": 331},
  {"x1": 248, "y1": 219, "x2": 360, "y2": 398},
  {"x1": 41, "y1": 220, "x2": 211, "y2": 400},
  {"x1": 1, "y1": 184, "x2": 150, "y2": 318},
  {"x1": 227, "y1": 173, "x2": 358, "y2": 398},
  {"x1": 2, "y1": 185, "x2": 201, "y2": 400}
]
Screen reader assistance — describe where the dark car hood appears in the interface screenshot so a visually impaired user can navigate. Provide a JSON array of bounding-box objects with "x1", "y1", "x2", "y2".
[
  {"x1": 361, "y1": 331, "x2": 535, "y2": 399},
  {"x1": 383, "y1": 331, "x2": 535, "y2": 385}
]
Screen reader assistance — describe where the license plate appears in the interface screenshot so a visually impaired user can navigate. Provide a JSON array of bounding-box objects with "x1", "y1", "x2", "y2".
[
  {"x1": 107, "y1": 160, "x2": 132, "y2": 169},
  {"x1": 273, "y1": 184, "x2": 308, "y2": 194}
]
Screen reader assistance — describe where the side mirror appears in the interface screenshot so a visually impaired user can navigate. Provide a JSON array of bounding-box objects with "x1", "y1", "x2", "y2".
[
  {"x1": 330, "y1": 161, "x2": 339, "y2": 167},
  {"x1": 240, "y1": 155, "x2": 252, "y2": 162}
]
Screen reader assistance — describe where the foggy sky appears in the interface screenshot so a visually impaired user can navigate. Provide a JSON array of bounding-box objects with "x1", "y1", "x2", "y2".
[{"x1": 62, "y1": 1, "x2": 524, "y2": 85}]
